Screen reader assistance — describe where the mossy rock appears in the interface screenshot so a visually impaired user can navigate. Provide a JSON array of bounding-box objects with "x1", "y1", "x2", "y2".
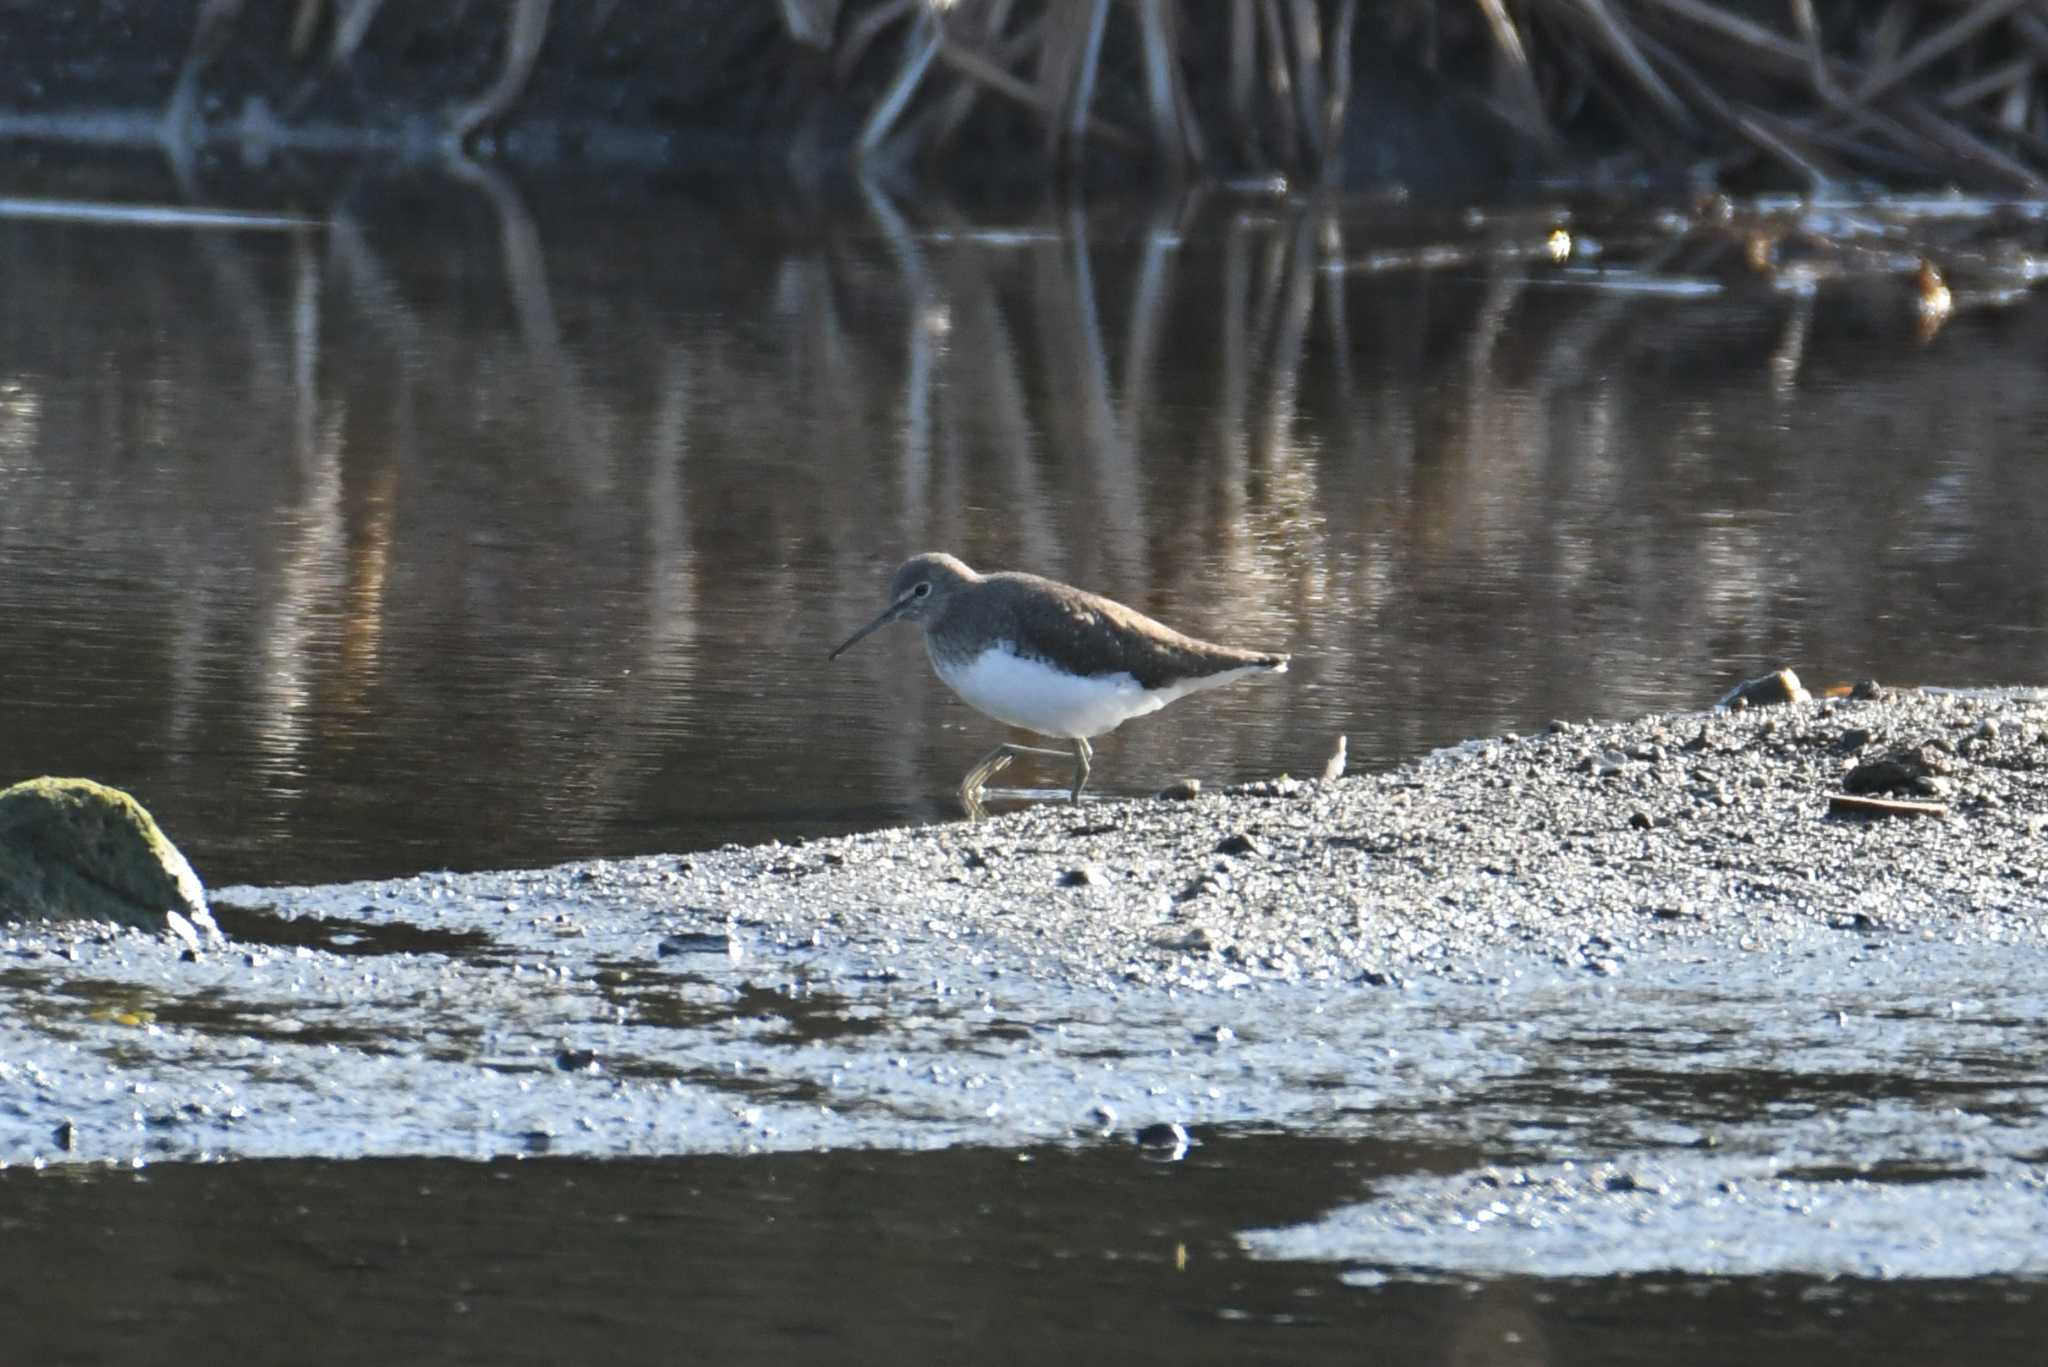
[{"x1": 0, "y1": 777, "x2": 217, "y2": 938}]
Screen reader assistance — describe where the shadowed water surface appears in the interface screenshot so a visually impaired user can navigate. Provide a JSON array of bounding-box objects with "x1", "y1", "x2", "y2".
[
  {"x1": 1, "y1": 169, "x2": 2045, "y2": 885},
  {"x1": 5, "y1": 1141, "x2": 2045, "y2": 1367}
]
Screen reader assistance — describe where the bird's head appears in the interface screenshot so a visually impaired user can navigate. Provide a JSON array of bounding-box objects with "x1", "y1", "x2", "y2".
[{"x1": 828, "y1": 552, "x2": 979, "y2": 659}]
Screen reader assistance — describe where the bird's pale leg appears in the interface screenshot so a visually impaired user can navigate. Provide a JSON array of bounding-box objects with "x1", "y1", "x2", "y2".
[
  {"x1": 1069, "y1": 736, "x2": 1093, "y2": 802},
  {"x1": 959, "y1": 741, "x2": 1072, "y2": 820}
]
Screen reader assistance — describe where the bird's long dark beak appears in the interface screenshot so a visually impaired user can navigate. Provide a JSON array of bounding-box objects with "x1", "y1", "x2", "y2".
[{"x1": 828, "y1": 594, "x2": 913, "y2": 660}]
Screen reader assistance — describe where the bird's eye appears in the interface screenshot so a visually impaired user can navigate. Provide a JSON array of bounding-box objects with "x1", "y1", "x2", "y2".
[{"x1": 913, "y1": 582, "x2": 932, "y2": 598}]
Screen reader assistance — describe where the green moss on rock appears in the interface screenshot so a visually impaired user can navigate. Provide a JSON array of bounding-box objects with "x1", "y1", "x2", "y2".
[{"x1": 0, "y1": 777, "x2": 216, "y2": 937}]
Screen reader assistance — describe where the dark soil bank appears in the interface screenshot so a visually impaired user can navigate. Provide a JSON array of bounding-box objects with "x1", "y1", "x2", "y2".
[{"x1": 3, "y1": 685, "x2": 2047, "y2": 1280}]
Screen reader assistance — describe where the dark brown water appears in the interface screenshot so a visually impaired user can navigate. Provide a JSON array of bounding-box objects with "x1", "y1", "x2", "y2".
[
  {"x1": 2, "y1": 171, "x2": 2045, "y2": 887},
  {"x1": 7, "y1": 1142, "x2": 2046, "y2": 1367}
]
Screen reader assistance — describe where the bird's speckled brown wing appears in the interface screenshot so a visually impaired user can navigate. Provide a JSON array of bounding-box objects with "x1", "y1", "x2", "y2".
[{"x1": 954, "y1": 573, "x2": 1286, "y2": 690}]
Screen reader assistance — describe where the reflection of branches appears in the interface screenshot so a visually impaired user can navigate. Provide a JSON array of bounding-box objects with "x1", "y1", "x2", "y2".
[
  {"x1": 859, "y1": 176, "x2": 936, "y2": 524},
  {"x1": 17, "y1": 169, "x2": 2048, "y2": 874},
  {"x1": 443, "y1": 152, "x2": 611, "y2": 491}
]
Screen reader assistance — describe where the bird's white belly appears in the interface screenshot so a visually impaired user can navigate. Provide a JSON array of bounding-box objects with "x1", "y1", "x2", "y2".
[{"x1": 934, "y1": 645, "x2": 1164, "y2": 740}]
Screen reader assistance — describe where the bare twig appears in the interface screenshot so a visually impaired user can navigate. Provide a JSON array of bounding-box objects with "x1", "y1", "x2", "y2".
[
  {"x1": 1629, "y1": 0, "x2": 1807, "y2": 71},
  {"x1": 1229, "y1": 0, "x2": 1258, "y2": 164},
  {"x1": 1851, "y1": 0, "x2": 2028, "y2": 107},
  {"x1": 1939, "y1": 56, "x2": 2036, "y2": 111},
  {"x1": 835, "y1": 0, "x2": 915, "y2": 83},
  {"x1": 1544, "y1": 0, "x2": 1698, "y2": 133},
  {"x1": 446, "y1": 0, "x2": 553, "y2": 143},
  {"x1": 1135, "y1": 0, "x2": 1189, "y2": 170},
  {"x1": 1787, "y1": 0, "x2": 1841, "y2": 104},
  {"x1": 1471, "y1": 0, "x2": 1558, "y2": 151},
  {"x1": 1288, "y1": 0, "x2": 1326, "y2": 165},
  {"x1": 1321, "y1": 0, "x2": 1358, "y2": 172},
  {"x1": 328, "y1": 0, "x2": 390, "y2": 68},
  {"x1": 1258, "y1": 0, "x2": 1299, "y2": 163},
  {"x1": 857, "y1": 11, "x2": 940, "y2": 160},
  {"x1": 925, "y1": 0, "x2": 1023, "y2": 150},
  {"x1": 777, "y1": 0, "x2": 843, "y2": 51},
  {"x1": 1064, "y1": 0, "x2": 1112, "y2": 161}
]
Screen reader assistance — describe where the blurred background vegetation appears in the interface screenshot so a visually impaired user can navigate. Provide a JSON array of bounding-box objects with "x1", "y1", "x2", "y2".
[{"x1": 4, "y1": 1, "x2": 2047, "y2": 190}]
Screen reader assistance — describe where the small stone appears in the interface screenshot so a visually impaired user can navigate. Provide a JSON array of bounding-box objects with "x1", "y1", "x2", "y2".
[
  {"x1": 1086, "y1": 1104, "x2": 1118, "y2": 1133},
  {"x1": 554, "y1": 1049, "x2": 602, "y2": 1073},
  {"x1": 1628, "y1": 810, "x2": 1655, "y2": 831},
  {"x1": 1198, "y1": 1024, "x2": 1236, "y2": 1044},
  {"x1": 1716, "y1": 668, "x2": 1811, "y2": 711},
  {"x1": 1155, "y1": 925, "x2": 1218, "y2": 953},
  {"x1": 1215, "y1": 832, "x2": 1265, "y2": 858},
  {"x1": 1060, "y1": 865, "x2": 1107, "y2": 888},
  {"x1": 1594, "y1": 749, "x2": 1629, "y2": 777},
  {"x1": 1156, "y1": 779, "x2": 1203, "y2": 801},
  {"x1": 657, "y1": 931, "x2": 742, "y2": 961},
  {"x1": 52, "y1": 1119, "x2": 75, "y2": 1152},
  {"x1": 1134, "y1": 1121, "x2": 1192, "y2": 1153},
  {"x1": 1843, "y1": 744, "x2": 1953, "y2": 797},
  {"x1": 1546, "y1": 719, "x2": 1574, "y2": 735}
]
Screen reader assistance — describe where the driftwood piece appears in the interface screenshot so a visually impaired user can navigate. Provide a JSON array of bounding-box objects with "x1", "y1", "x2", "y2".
[{"x1": 1826, "y1": 793, "x2": 1950, "y2": 819}]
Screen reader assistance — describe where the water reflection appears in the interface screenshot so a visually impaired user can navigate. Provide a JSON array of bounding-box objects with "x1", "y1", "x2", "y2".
[{"x1": 0, "y1": 166, "x2": 2044, "y2": 886}]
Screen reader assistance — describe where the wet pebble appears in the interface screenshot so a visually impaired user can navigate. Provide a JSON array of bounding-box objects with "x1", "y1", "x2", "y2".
[
  {"x1": 657, "y1": 931, "x2": 743, "y2": 961},
  {"x1": 1134, "y1": 1121, "x2": 1192, "y2": 1156}
]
